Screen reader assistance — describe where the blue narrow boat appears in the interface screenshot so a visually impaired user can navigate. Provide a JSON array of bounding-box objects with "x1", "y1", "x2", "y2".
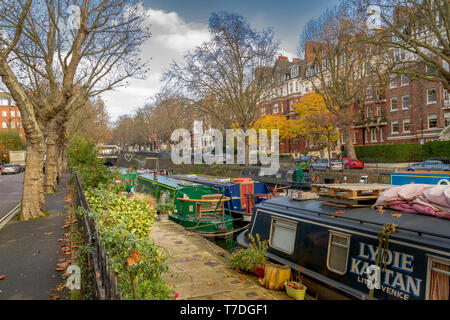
[
  {"x1": 238, "y1": 193, "x2": 450, "y2": 300},
  {"x1": 390, "y1": 171, "x2": 450, "y2": 186},
  {"x1": 171, "y1": 174, "x2": 273, "y2": 221}
]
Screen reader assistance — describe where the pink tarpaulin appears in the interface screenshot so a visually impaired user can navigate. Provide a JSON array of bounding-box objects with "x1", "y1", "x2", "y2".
[{"x1": 373, "y1": 184, "x2": 450, "y2": 219}]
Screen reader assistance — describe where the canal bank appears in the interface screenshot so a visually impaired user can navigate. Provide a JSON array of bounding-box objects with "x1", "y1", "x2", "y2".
[{"x1": 151, "y1": 219, "x2": 292, "y2": 300}]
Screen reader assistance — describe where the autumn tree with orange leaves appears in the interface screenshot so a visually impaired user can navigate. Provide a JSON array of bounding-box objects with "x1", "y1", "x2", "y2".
[{"x1": 294, "y1": 93, "x2": 340, "y2": 164}]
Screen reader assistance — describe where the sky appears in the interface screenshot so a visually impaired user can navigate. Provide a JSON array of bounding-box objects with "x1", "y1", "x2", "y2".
[{"x1": 102, "y1": 0, "x2": 340, "y2": 122}]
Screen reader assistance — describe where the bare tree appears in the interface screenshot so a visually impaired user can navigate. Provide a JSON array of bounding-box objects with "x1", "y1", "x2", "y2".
[
  {"x1": 299, "y1": 1, "x2": 387, "y2": 159},
  {"x1": 0, "y1": 0, "x2": 149, "y2": 219},
  {"x1": 164, "y1": 11, "x2": 279, "y2": 163},
  {"x1": 355, "y1": 0, "x2": 449, "y2": 91}
]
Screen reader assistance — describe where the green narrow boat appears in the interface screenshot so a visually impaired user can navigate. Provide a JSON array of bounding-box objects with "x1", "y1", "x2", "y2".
[{"x1": 134, "y1": 174, "x2": 234, "y2": 233}]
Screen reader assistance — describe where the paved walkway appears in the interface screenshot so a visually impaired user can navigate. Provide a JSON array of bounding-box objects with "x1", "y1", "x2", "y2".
[
  {"x1": 152, "y1": 220, "x2": 292, "y2": 300},
  {"x1": 0, "y1": 175, "x2": 70, "y2": 300}
]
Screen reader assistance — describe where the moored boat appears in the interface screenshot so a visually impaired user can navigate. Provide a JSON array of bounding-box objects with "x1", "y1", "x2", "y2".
[
  {"x1": 237, "y1": 190, "x2": 450, "y2": 300},
  {"x1": 134, "y1": 174, "x2": 234, "y2": 233},
  {"x1": 171, "y1": 174, "x2": 280, "y2": 221}
]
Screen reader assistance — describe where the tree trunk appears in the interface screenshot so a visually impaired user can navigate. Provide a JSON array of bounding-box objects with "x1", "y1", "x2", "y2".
[
  {"x1": 342, "y1": 126, "x2": 356, "y2": 159},
  {"x1": 44, "y1": 118, "x2": 60, "y2": 193},
  {"x1": 327, "y1": 136, "x2": 332, "y2": 172},
  {"x1": 21, "y1": 139, "x2": 46, "y2": 220}
]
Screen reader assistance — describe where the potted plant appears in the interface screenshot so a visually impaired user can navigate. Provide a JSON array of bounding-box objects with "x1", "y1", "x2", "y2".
[
  {"x1": 284, "y1": 269, "x2": 307, "y2": 300},
  {"x1": 231, "y1": 234, "x2": 268, "y2": 277},
  {"x1": 155, "y1": 203, "x2": 175, "y2": 221}
]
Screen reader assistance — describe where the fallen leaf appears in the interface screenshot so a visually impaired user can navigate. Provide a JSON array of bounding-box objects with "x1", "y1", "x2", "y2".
[
  {"x1": 239, "y1": 276, "x2": 247, "y2": 281},
  {"x1": 209, "y1": 259, "x2": 218, "y2": 264},
  {"x1": 207, "y1": 281, "x2": 215, "y2": 286},
  {"x1": 376, "y1": 208, "x2": 385, "y2": 213},
  {"x1": 331, "y1": 216, "x2": 336, "y2": 219},
  {"x1": 56, "y1": 267, "x2": 66, "y2": 272},
  {"x1": 392, "y1": 213, "x2": 402, "y2": 218},
  {"x1": 257, "y1": 278, "x2": 264, "y2": 285},
  {"x1": 50, "y1": 294, "x2": 60, "y2": 300},
  {"x1": 224, "y1": 274, "x2": 232, "y2": 278},
  {"x1": 0, "y1": 275, "x2": 5, "y2": 280},
  {"x1": 335, "y1": 211, "x2": 345, "y2": 215},
  {"x1": 44, "y1": 232, "x2": 53, "y2": 236}
]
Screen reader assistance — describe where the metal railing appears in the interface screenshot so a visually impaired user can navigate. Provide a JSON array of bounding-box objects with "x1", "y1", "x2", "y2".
[{"x1": 74, "y1": 174, "x2": 121, "y2": 300}]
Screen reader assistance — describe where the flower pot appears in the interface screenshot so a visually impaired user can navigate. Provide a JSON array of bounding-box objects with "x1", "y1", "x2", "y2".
[
  {"x1": 252, "y1": 265, "x2": 265, "y2": 278},
  {"x1": 284, "y1": 281, "x2": 307, "y2": 300}
]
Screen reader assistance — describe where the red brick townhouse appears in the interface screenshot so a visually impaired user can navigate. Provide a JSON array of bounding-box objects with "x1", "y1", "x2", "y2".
[{"x1": 0, "y1": 92, "x2": 25, "y2": 139}]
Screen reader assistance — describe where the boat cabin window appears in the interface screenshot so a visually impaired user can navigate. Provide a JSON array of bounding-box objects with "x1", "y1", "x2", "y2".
[
  {"x1": 269, "y1": 218, "x2": 297, "y2": 254},
  {"x1": 427, "y1": 256, "x2": 450, "y2": 300},
  {"x1": 326, "y1": 231, "x2": 351, "y2": 275}
]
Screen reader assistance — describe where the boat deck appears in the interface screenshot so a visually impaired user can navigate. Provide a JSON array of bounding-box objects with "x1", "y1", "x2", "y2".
[
  {"x1": 260, "y1": 196, "x2": 450, "y2": 241},
  {"x1": 151, "y1": 219, "x2": 293, "y2": 300}
]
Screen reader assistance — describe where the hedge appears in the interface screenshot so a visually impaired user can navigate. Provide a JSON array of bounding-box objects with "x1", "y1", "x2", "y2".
[{"x1": 355, "y1": 141, "x2": 450, "y2": 163}]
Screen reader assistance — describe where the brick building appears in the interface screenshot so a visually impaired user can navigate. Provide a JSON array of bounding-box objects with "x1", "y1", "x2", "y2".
[{"x1": 0, "y1": 92, "x2": 25, "y2": 139}]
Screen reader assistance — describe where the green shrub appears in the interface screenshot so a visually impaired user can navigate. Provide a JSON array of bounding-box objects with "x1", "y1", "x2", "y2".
[
  {"x1": 85, "y1": 188, "x2": 173, "y2": 300},
  {"x1": 355, "y1": 141, "x2": 450, "y2": 163},
  {"x1": 231, "y1": 234, "x2": 268, "y2": 272}
]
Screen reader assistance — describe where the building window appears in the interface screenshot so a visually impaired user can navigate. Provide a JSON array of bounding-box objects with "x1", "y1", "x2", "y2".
[
  {"x1": 427, "y1": 88, "x2": 437, "y2": 104},
  {"x1": 295, "y1": 82, "x2": 299, "y2": 92},
  {"x1": 269, "y1": 218, "x2": 297, "y2": 254},
  {"x1": 17, "y1": 111, "x2": 20, "y2": 117},
  {"x1": 290, "y1": 100, "x2": 294, "y2": 111},
  {"x1": 390, "y1": 74, "x2": 397, "y2": 88},
  {"x1": 377, "y1": 105, "x2": 381, "y2": 116},
  {"x1": 1, "y1": 110, "x2": 6, "y2": 117},
  {"x1": 428, "y1": 114, "x2": 438, "y2": 129},
  {"x1": 444, "y1": 89, "x2": 449, "y2": 108},
  {"x1": 402, "y1": 95, "x2": 410, "y2": 109},
  {"x1": 326, "y1": 231, "x2": 350, "y2": 275},
  {"x1": 10, "y1": 110, "x2": 15, "y2": 117},
  {"x1": 367, "y1": 85, "x2": 373, "y2": 98},
  {"x1": 367, "y1": 107, "x2": 373, "y2": 118},
  {"x1": 444, "y1": 113, "x2": 450, "y2": 127},
  {"x1": 371, "y1": 128, "x2": 377, "y2": 142},
  {"x1": 403, "y1": 119, "x2": 411, "y2": 133},
  {"x1": 0, "y1": 98, "x2": 9, "y2": 106},
  {"x1": 261, "y1": 107, "x2": 266, "y2": 115},
  {"x1": 10, "y1": 122, "x2": 15, "y2": 128},
  {"x1": 289, "y1": 83, "x2": 293, "y2": 93},
  {"x1": 426, "y1": 256, "x2": 450, "y2": 300},
  {"x1": 273, "y1": 103, "x2": 279, "y2": 114},
  {"x1": 426, "y1": 64, "x2": 436, "y2": 74},
  {"x1": 2, "y1": 122, "x2": 7, "y2": 128},
  {"x1": 391, "y1": 97, "x2": 398, "y2": 111},
  {"x1": 401, "y1": 75, "x2": 409, "y2": 86},
  {"x1": 380, "y1": 128, "x2": 384, "y2": 141},
  {"x1": 391, "y1": 120, "x2": 399, "y2": 134}
]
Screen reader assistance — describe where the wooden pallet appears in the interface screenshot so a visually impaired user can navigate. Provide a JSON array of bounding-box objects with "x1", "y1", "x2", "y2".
[{"x1": 312, "y1": 183, "x2": 393, "y2": 207}]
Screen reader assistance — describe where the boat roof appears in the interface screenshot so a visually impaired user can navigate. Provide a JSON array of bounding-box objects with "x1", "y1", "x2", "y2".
[
  {"x1": 258, "y1": 196, "x2": 450, "y2": 240},
  {"x1": 173, "y1": 174, "x2": 236, "y2": 186},
  {"x1": 138, "y1": 174, "x2": 204, "y2": 189}
]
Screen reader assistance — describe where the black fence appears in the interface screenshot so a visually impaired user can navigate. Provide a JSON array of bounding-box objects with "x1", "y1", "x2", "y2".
[{"x1": 74, "y1": 174, "x2": 121, "y2": 300}]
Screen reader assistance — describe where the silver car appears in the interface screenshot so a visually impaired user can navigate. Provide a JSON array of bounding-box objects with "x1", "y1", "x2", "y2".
[
  {"x1": 1, "y1": 164, "x2": 18, "y2": 175},
  {"x1": 309, "y1": 158, "x2": 343, "y2": 171}
]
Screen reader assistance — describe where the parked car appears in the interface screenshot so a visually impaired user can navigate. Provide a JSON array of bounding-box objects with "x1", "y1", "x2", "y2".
[
  {"x1": 406, "y1": 158, "x2": 450, "y2": 171},
  {"x1": 1, "y1": 164, "x2": 19, "y2": 175},
  {"x1": 343, "y1": 158, "x2": 365, "y2": 169},
  {"x1": 309, "y1": 158, "x2": 343, "y2": 171},
  {"x1": 295, "y1": 155, "x2": 319, "y2": 163},
  {"x1": 12, "y1": 164, "x2": 24, "y2": 173}
]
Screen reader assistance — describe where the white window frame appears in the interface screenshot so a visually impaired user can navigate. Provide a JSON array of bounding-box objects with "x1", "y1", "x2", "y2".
[
  {"x1": 370, "y1": 127, "x2": 377, "y2": 142},
  {"x1": 401, "y1": 75, "x2": 409, "y2": 86},
  {"x1": 390, "y1": 74, "x2": 397, "y2": 88},
  {"x1": 2, "y1": 122, "x2": 7, "y2": 128},
  {"x1": 402, "y1": 95, "x2": 410, "y2": 109},
  {"x1": 391, "y1": 120, "x2": 399, "y2": 134},
  {"x1": 445, "y1": 112, "x2": 450, "y2": 127},
  {"x1": 391, "y1": 97, "x2": 398, "y2": 111},
  {"x1": 1, "y1": 110, "x2": 6, "y2": 117},
  {"x1": 273, "y1": 103, "x2": 279, "y2": 114},
  {"x1": 326, "y1": 231, "x2": 351, "y2": 275},
  {"x1": 427, "y1": 88, "x2": 437, "y2": 105},
  {"x1": 428, "y1": 114, "x2": 438, "y2": 129},
  {"x1": 425, "y1": 255, "x2": 450, "y2": 300},
  {"x1": 269, "y1": 217, "x2": 297, "y2": 255},
  {"x1": 403, "y1": 119, "x2": 411, "y2": 133}
]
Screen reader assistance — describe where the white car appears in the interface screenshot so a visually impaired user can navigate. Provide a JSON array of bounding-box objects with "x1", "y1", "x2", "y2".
[{"x1": 1, "y1": 164, "x2": 18, "y2": 175}]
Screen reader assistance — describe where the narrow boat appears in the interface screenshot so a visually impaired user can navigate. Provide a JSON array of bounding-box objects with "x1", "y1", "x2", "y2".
[
  {"x1": 241, "y1": 166, "x2": 311, "y2": 190},
  {"x1": 390, "y1": 171, "x2": 450, "y2": 186},
  {"x1": 134, "y1": 174, "x2": 234, "y2": 233},
  {"x1": 237, "y1": 191, "x2": 450, "y2": 300},
  {"x1": 171, "y1": 174, "x2": 278, "y2": 221}
]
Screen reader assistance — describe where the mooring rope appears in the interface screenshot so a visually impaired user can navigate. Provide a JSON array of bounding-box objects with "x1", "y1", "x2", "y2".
[{"x1": 369, "y1": 222, "x2": 398, "y2": 300}]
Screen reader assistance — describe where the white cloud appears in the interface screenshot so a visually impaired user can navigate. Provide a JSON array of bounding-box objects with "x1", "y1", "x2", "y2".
[{"x1": 102, "y1": 8, "x2": 210, "y2": 121}]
